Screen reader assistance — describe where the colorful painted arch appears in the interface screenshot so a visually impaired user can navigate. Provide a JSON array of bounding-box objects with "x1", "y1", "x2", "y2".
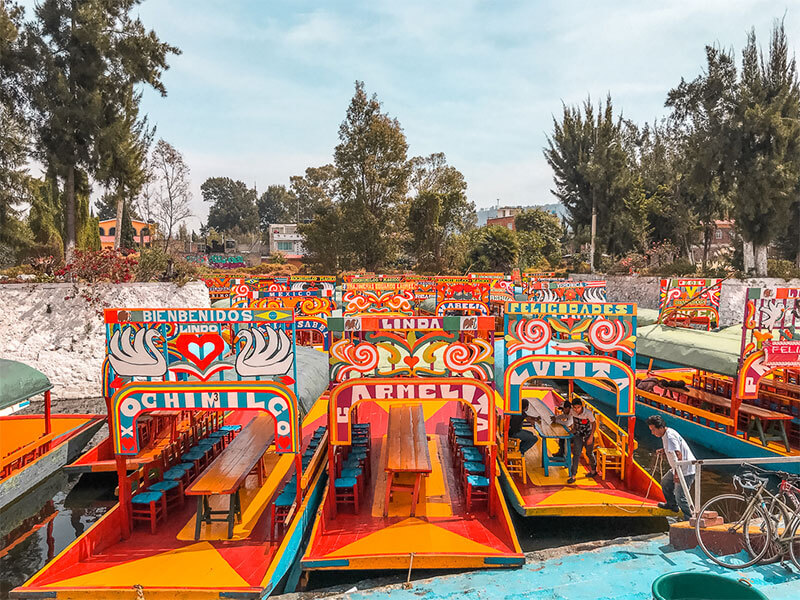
[
  {"x1": 110, "y1": 381, "x2": 300, "y2": 454},
  {"x1": 504, "y1": 355, "x2": 635, "y2": 416}
]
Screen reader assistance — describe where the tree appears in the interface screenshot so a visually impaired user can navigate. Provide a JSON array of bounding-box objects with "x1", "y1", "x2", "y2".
[
  {"x1": 465, "y1": 226, "x2": 519, "y2": 272},
  {"x1": 0, "y1": 3, "x2": 29, "y2": 255},
  {"x1": 633, "y1": 121, "x2": 700, "y2": 263},
  {"x1": 0, "y1": 103, "x2": 30, "y2": 251},
  {"x1": 151, "y1": 140, "x2": 192, "y2": 251},
  {"x1": 25, "y1": 0, "x2": 178, "y2": 260},
  {"x1": 514, "y1": 207, "x2": 563, "y2": 266},
  {"x1": 289, "y1": 164, "x2": 336, "y2": 222},
  {"x1": 202, "y1": 177, "x2": 259, "y2": 234},
  {"x1": 120, "y1": 198, "x2": 135, "y2": 250},
  {"x1": 257, "y1": 184, "x2": 292, "y2": 230},
  {"x1": 729, "y1": 21, "x2": 800, "y2": 276},
  {"x1": 298, "y1": 202, "x2": 352, "y2": 273},
  {"x1": 666, "y1": 45, "x2": 736, "y2": 270},
  {"x1": 544, "y1": 96, "x2": 639, "y2": 270},
  {"x1": 28, "y1": 171, "x2": 63, "y2": 256},
  {"x1": 334, "y1": 81, "x2": 409, "y2": 270},
  {"x1": 405, "y1": 153, "x2": 475, "y2": 271},
  {"x1": 95, "y1": 85, "x2": 154, "y2": 250}
]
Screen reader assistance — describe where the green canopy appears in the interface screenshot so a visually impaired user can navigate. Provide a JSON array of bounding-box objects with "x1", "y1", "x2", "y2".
[
  {"x1": 637, "y1": 308, "x2": 660, "y2": 327},
  {"x1": 0, "y1": 359, "x2": 53, "y2": 411},
  {"x1": 211, "y1": 298, "x2": 232, "y2": 309},
  {"x1": 636, "y1": 324, "x2": 741, "y2": 377}
]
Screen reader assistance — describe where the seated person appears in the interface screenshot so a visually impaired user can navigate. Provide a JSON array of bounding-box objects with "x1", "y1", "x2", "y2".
[
  {"x1": 509, "y1": 398, "x2": 538, "y2": 454},
  {"x1": 551, "y1": 399, "x2": 572, "y2": 458}
]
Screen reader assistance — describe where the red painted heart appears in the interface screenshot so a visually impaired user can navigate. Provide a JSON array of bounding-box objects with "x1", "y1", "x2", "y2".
[
  {"x1": 279, "y1": 376, "x2": 295, "y2": 386},
  {"x1": 176, "y1": 334, "x2": 225, "y2": 371},
  {"x1": 403, "y1": 356, "x2": 420, "y2": 369}
]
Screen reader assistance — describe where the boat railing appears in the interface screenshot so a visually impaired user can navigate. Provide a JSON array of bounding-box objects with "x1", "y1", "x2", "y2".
[
  {"x1": 580, "y1": 395, "x2": 635, "y2": 453},
  {"x1": 675, "y1": 455, "x2": 800, "y2": 519},
  {"x1": 637, "y1": 388, "x2": 735, "y2": 431}
]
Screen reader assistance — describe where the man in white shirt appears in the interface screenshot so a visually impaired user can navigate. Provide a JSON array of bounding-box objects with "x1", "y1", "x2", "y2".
[{"x1": 647, "y1": 414, "x2": 696, "y2": 519}]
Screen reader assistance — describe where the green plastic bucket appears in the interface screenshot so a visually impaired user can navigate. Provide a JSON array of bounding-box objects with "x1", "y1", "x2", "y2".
[{"x1": 652, "y1": 573, "x2": 769, "y2": 600}]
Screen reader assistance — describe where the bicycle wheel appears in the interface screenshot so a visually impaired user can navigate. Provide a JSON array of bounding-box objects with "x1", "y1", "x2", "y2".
[
  {"x1": 695, "y1": 494, "x2": 772, "y2": 569},
  {"x1": 759, "y1": 492, "x2": 797, "y2": 564},
  {"x1": 788, "y1": 516, "x2": 800, "y2": 570}
]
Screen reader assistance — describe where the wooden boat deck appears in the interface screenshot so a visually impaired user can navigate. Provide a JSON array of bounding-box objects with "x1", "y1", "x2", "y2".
[
  {"x1": 501, "y1": 389, "x2": 670, "y2": 517},
  {"x1": 302, "y1": 401, "x2": 523, "y2": 571},
  {"x1": 14, "y1": 402, "x2": 329, "y2": 599}
]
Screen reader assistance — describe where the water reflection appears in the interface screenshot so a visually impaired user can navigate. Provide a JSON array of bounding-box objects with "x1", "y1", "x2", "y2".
[{"x1": 0, "y1": 471, "x2": 114, "y2": 599}]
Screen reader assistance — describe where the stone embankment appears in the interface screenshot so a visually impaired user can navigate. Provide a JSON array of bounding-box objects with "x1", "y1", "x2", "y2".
[
  {"x1": 0, "y1": 281, "x2": 209, "y2": 403},
  {"x1": 571, "y1": 274, "x2": 800, "y2": 326}
]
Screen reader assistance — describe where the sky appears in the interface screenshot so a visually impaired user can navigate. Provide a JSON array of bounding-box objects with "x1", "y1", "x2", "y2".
[{"x1": 18, "y1": 1, "x2": 800, "y2": 230}]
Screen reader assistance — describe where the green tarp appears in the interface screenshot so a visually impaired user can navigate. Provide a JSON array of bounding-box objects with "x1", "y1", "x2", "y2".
[
  {"x1": 0, "y1": 359, "x2": 52, "y2": 411},
  {"x1": 294, "y1": 346, "x2": 330, "y2": 415},
  {"x1": 636, "y1": 324, "x2": 741, "y2": 377}
]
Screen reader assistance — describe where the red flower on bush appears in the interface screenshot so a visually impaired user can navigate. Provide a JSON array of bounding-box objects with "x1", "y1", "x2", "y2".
[{"x1": 58, "y1": 249, "x2": 139, "y2": 283}]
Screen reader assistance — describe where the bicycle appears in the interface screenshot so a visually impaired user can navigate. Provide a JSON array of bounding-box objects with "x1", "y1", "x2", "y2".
[
  {"x1": 746, "y1": 465, "x2": 800, "y2": 564},
  {"x1": 695, "y1": 469, "x2": 800, "y2": 570}
]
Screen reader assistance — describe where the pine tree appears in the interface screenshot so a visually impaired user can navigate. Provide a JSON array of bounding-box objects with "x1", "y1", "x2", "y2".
[
  {"x1": 730, "y1": 21, "x2": 800, "y2": 275},
  {"x1": 25, "y1": 0, "x2": 178, "y2": 260},
  {"x1": 334, "y1": 81, "x2": 409, "y2": 270}
]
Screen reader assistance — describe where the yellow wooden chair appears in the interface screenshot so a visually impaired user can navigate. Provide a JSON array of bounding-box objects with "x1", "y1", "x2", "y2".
[
  {"x1": 594, "y1": 444, "x2": 624, "y2": 480},
  {"x1": 505, "y1": 438, "x2": 527, "y2": 482}
]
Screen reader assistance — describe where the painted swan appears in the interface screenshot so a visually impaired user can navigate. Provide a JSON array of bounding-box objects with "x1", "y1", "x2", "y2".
[
  {"x1": 108, "y1": 326, "x2": 167, "y2": 377},
  {"x1": 234, "y1": 326, "x2": 294, "y2": 377}
]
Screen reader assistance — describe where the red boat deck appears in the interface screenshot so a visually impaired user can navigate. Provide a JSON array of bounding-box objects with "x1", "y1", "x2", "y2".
[
  {"x1": 302, "y1": 401, "x2": 523, "y2": 571},
  {"x1": 14, "y1": 403, "x2": 329, "y2": 599}
]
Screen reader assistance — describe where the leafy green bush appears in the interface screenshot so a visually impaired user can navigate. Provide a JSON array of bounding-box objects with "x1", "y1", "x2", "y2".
[
  {"x1": 136, "y1": 248, "x2": 171, "y2": 281},
  {"x1": 767, "y1": 259, "x2": 800, "y2": 280},
  {"x1": 647, "y1": 258, "x2": 697, "y2": 276}
]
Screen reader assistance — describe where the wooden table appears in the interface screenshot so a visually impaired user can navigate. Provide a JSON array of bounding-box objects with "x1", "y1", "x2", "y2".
[
  {"x1": 185, "y1": 415, "x2": 275, "y2": 539},
  {"x1": 384, "y1": 404, "x2": 431, "y2": 517},
  {"x1": 527, "y1": 398, "x2": 572, "y2": 476},
  {"x1": 669, "y1": 387, "x2": 793, "y2": 451}
]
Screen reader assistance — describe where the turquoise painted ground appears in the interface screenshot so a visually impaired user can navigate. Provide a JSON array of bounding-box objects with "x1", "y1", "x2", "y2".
[{"x1": 330, "y1": 536, "x2": 799, "y2": 600}]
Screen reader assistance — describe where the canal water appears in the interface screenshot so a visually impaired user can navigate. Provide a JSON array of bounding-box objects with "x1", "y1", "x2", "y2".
[{"x1": 0, "y1": 415, "x2": 737, "y2": 597}]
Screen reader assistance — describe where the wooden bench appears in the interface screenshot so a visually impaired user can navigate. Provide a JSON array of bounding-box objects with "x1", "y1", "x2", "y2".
[
  {"x1": 669, "y1": 387, "x2": 793, "y2": 451},
  {"x1": 384, "y1": 404, "x2": 431, "y2": 517},
  {"x1": 185, "y1": 415, "x2": 275, "y2": 539}
]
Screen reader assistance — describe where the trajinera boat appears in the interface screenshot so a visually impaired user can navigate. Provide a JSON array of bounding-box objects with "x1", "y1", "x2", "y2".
[
  {"x1": 301, "y1": 309, "x2": 523, "y2": 572},
  {"x1": 1, "y1": 359, "x2": 104, "y2": 510},
  {"x1": 578, "y1": 285, "x2": 800, "y2": 473},
  {"x1": 14, "y1": 307, "x2": 329, "y2": 599},
  {"x1": 496, "y1": 300, "x2": 669, "y2": 517}
]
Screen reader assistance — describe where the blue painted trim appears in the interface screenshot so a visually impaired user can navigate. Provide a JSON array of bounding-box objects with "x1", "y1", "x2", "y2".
[
  {"x1": 302, "y1": 558, "x2": 350, "y2": 568},
  {"x1": 484, "y1": 556, "x2": 525, "y2": 565},
  {"x1": 577, "y1": 379, "x2": 800, "y2": 474},
  {"x1": 258, "y1": 466, "x2": 328, "y2": 595}
]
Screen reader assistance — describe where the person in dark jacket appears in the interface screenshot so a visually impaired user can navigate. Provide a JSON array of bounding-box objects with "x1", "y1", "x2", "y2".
[{"x1": 509, "y1": 398, "x2": 538, "y2": 454}]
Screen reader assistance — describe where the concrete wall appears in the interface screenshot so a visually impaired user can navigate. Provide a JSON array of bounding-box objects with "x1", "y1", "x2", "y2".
[
  {"x1": 0, "y1": 281, "x2": 209, "y2": 401},
  {"x1": 570, "y1": 274, "x2": 800, "y2": 327}
]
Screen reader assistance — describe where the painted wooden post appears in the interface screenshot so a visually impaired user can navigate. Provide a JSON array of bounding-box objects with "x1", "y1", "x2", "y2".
[
  {"x1": 625, "y1": 415, "x2": 636, "y2": 482},
  {"x1": 295, "y1": 454, "x2": 303, "y2": 505},
  {"x1": 116, "y1": 454, "x2": 132, "y2": 539},
  {"x1": 44, "y1": 390, "x2": 52, "y2": 435},
  {"x1": 731, "y1": 390, "x2": 741, "y2": 437}
]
